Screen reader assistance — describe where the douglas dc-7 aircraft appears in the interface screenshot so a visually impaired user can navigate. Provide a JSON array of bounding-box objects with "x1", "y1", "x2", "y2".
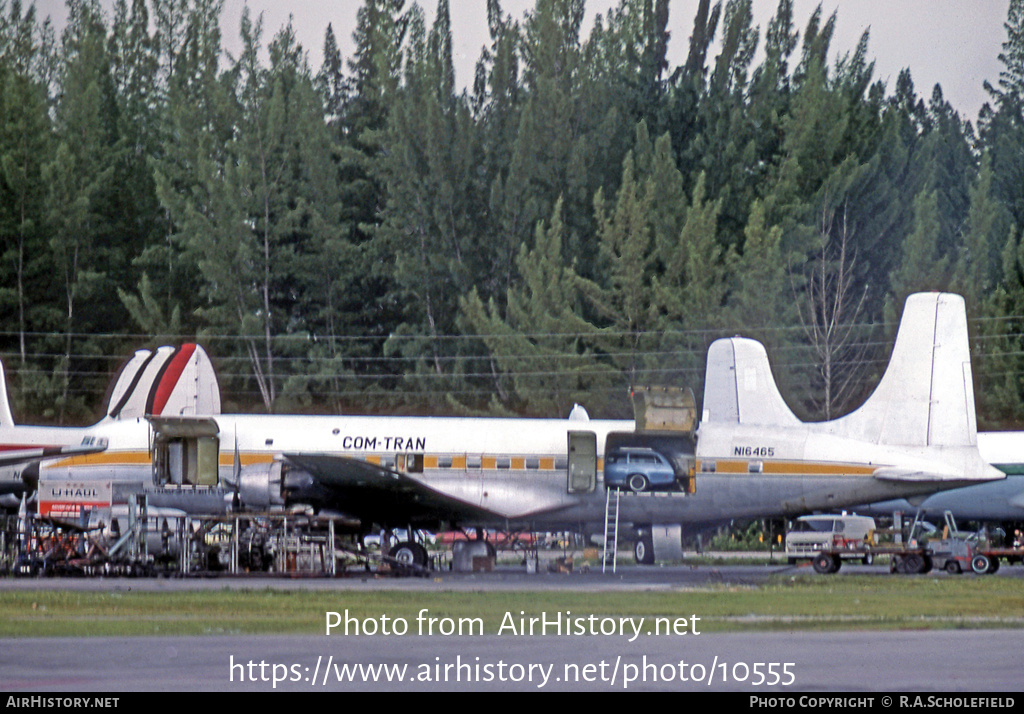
[{"x1": 0, "y1": 292, "x2": 1004, "y2": 564}]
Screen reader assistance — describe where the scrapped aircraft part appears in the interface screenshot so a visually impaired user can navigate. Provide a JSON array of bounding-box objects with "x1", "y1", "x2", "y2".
[
  {"x1": 567, "y1": 431, "x2": 597, "y2": 494},
  {"x1": 632, "y1": 386, "x2": 696, "y2": 433}
]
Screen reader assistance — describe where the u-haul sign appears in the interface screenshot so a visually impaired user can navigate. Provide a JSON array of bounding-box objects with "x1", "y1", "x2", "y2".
[{"x1": 38, "y1": 480, "x2": 112, "y2": 518}]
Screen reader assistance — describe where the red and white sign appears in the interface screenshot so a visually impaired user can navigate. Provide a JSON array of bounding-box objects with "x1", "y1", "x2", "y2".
[{"x1": 38, "y1": 480, "x2": 112, "y2": 518}]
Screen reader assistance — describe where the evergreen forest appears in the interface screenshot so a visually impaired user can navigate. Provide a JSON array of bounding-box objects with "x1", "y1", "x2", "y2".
[{"x1": 3, "y1": 0, "x2": 1024, "y2": 427}]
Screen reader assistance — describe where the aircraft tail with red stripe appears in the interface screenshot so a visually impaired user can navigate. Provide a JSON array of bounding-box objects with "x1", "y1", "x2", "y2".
[{"x1": 103, "y1": 344, "x2": 221, "y2": 420}]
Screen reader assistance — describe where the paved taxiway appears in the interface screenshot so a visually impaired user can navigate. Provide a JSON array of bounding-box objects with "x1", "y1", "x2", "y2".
[{"x1": 3, "y1": 561, "x2": 1024, "y2": 692}]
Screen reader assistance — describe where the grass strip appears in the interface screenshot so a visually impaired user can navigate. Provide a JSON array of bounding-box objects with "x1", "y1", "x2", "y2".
[{"x1": 3, "y1": 575, "x2": 1024, "y2": 637}]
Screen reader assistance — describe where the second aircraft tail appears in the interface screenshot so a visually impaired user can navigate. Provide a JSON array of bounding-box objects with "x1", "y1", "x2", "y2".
[{"x1": 702, "y1": 292, "x2": 979, "y2": 448}]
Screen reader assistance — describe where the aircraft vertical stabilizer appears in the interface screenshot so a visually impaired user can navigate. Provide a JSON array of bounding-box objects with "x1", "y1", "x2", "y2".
[
  {"x1": 829, "y1": 292, "x2": 975, "y2": 447},
  {"x1": 104, "y1": 348, "x2": 154, "y2": 419},
  {"x1": 105, "y1": 344, "x2": 221, "y2": 420},
  {"x1": 702, "y1": 337, "x2": 801, "y2": 428},
  {"x1": 147, "y1": 344, "x2": 221, "y2": 417},
  {"x1": 0, "y1": 359, "x2": 15, "y2": 428}
]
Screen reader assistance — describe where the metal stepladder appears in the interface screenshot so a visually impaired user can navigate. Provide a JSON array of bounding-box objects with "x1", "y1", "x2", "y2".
[{"x1": 602, "y1": 487, "x2": 620, "y2": 573}]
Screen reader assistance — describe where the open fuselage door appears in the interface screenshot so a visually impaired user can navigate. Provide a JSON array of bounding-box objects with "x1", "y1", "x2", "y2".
[
  {"x1": 148, "y1": 416, "x2": 220, "y2": 487},
  {"x1": 567, "y1": 431, "x2": 597, "y2": 494}
]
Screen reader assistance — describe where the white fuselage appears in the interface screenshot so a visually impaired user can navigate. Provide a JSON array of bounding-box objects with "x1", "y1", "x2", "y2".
[{"x1": 1, "y1": 412, "x2": 1001, "y2": 534}]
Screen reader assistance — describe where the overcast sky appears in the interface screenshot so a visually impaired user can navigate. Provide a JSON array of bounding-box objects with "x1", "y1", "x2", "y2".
[{"x1": 36, "y1": 0, "x2": 1011, "y2": 121}]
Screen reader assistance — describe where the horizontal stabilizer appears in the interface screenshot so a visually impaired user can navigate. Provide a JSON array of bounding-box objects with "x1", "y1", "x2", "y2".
[{"x1": 872, "y1": 468, "x2": 936, "y2": 482}]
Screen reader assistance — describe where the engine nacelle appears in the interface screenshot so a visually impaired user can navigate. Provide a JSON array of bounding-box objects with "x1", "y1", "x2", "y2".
[
  {"x1": 238, "y1": 462, "x2": 285, "y2": 510},
  {"x1": 237, "y1": 460, "x2": 320, "y2": 511}
]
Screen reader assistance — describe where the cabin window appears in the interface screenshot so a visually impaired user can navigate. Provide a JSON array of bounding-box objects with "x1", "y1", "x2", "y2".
[
  {"x1": 467, "y1": 455, "x2": 482, "y2": 469},
  {"x1": 748, "y1": 461, "x2": 763, "y2": 473},
  {"x1": 525, "y1": 457, "x2": 540, "y2": 470},
  {"x1": 438, "y1": 456, "x2": 453, "y2": 469},
  {"x1": 406, "y1": 454, "x2": 424, "y2": 473},
  {"x1": 701, "y1": 461, "x2": 717, "y2": 473},
  {"x1": 496, "y1": 457, "x2": 511, "y2": 469}
]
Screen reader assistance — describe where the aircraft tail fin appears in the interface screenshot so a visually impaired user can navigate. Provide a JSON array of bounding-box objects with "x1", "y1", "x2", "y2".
[
  {"x1": 831, "y1": 292, "x2": 976, "y2": 447},
  {"x1": 701, "y1": 337, "x2": 802, "y2": 428},
  {"x1": 0, "y1": 358, "x2": 15, "y2": 428},
  {"x1": 105, "y1": 344, "x2": 221, "y2": 420},
  {"x1": 701, "y1": 293, "x2": 978, "y2": 449}
]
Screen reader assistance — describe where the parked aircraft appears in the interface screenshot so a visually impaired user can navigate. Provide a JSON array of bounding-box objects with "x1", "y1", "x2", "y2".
[{"x1": 0, "y1": 292, "x2": 1004, "y2": 565}]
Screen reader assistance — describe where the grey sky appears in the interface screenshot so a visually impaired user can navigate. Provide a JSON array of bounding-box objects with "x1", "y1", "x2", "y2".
[{"x1": 37, "y1": 0, "x2": 1011, "y2": 120}]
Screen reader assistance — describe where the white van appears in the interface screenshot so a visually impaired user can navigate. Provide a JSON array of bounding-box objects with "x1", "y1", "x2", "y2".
[{"x1": 785, "y1": 514, "x2": 876, "y2": 567}]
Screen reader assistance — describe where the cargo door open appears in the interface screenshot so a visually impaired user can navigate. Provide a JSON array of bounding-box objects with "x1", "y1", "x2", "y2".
[{"x1": 567, "y1": 431, "x2": 596, "y2": 493}]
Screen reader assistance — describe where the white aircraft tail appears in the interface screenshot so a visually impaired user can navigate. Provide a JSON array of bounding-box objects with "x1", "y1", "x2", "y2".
[
  {"x1": 104, "y1": 344, "x2": 221, "y2": 420},
  {"x1": 0, "y1": 359, "x2": 15, "y2": 428},
  {"x1": 831, "y1": 292, "x2": 976, "y2": 447},
  {"x1": 702, "y1": 293, "x2": 978, "y2": 447},
  {"x1": 702, "y1": 337, "x2": 802, "y2": 428}
]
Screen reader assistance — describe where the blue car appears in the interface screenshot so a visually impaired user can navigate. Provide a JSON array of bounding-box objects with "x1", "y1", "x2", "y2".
[{"x1": 604, "y1": 447, "x2": 678, "y2": 492}]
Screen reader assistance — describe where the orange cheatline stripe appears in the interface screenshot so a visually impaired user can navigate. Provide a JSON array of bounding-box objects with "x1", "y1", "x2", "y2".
[
  {"x1": 702, "y1": 460, "x2": 877, "y2": 476},
  {"x1": 44, "y1": 451, "x2": 275, "y2": 468}
]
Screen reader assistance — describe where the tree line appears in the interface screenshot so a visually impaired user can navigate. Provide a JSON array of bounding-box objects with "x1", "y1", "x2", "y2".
[{"x1": 2, "y1": 0, "x2": 1024, "y2": 427}]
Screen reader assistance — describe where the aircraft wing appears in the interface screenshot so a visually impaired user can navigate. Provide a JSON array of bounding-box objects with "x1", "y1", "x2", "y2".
[
  {"x1": 0, "y1": 440, "x2": 108, "y2": 469},
  {"x1": 282, "y1": 453, "x2": 495, "y2": 527}
]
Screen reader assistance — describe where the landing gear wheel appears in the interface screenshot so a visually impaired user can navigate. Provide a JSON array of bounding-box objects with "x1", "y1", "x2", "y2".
[
  {"x1": 970, "y1": 553, "x2": 991, "y2": 574},
  {"x1": 812, "y1": 552, "x2": 838, "y2": 574},
  {"x1": 389, "y1": 541, "x2": 428, "y2": 567},
  {"x1": 634, "y1": 534, "x2": 655, "y2": 565},
  {"x1": 627, "y1": 474, "x2": 649, "y2": 493},
  {"x1": 987, "y1": 557, "x2": 1000, "y2": 574}
]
